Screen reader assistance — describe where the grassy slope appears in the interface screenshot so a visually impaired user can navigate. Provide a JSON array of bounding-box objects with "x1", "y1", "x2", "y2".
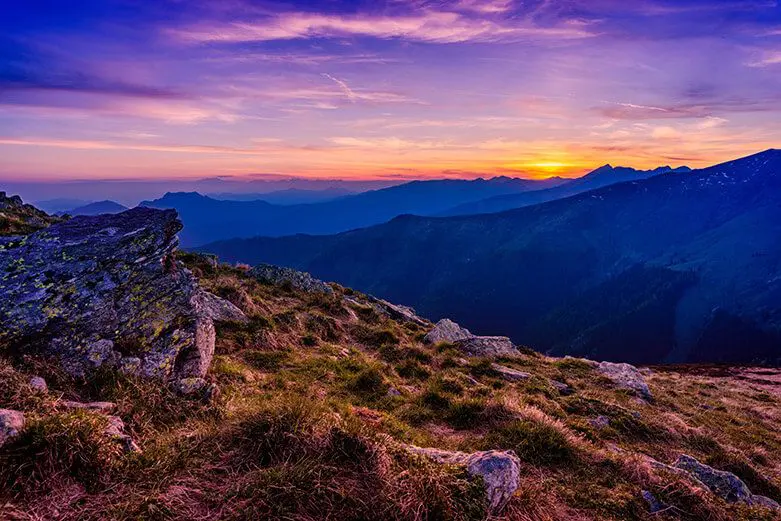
[{"x1": 0, "y1": 253, "x2": 779, "y2": 520}]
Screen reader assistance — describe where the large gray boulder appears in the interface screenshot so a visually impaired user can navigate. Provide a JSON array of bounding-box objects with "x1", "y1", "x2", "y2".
[
  {"x1": 0, "y1": 208, "x2": 245, "y2": 380},
  {"x1": 673, "y1": 455, "x2": 779, "y2": 509},
  {"x1": 0, "y1": 409, "x2": 25, "y2": 447},
  {"x1": 456, "y1": 336, "x2": 517, "y2": 357},
  {"x1": 424, "y1": 319, "x2": 473, "y2": 344},
  {"x1": 409, "y1": 446, "x2": 521, "y2": 513},
  {"x1": 425, "y1": 319, "x2": 518, "y2": 357},
  {"x1": 597, "y1": 361, "x2": 652, "y2": 401}
]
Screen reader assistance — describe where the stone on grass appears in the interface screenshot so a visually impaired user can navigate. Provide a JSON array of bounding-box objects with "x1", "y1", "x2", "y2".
[
  {"x1": 29, "y1": 376, "x2": 47, "y2": 392},
  {"x1": 0, "y1": 409, "x2": 25, "y2": 447},
  {"x1": 409, "y1": 446, "x2": 521, "y2": 513},
  {"x1": 250, "y1": 264, "x2": 333, "y2": 294},
  {"x1": 597, "y1": 361, "x2": 652, "y2": 401},
  {"x1": 491, "y1": 364, "x2": 531, "y2": 382},
  {"x1": 455, "y1": 336, "x2": 518, "y2": 358},
  {"x1": 424, "y1": 319, "x2": 473, "y2": 344}
]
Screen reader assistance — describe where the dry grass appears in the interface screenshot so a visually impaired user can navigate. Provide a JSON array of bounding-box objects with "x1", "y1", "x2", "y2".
[{"x1": 1, "y1": 253, "x2": 780, "y2": 520}]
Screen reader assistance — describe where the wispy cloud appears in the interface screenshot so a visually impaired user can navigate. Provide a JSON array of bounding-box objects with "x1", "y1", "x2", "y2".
[{"x1": 170, "y1": 10, "x2": 594, "y2": 44}]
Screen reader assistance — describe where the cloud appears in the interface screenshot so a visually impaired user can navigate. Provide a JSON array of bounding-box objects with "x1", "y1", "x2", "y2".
[
  {"x1": 170, "y1": 10, "x2": 594, "y2": 44},
  {"x1": 747, "y1": 51, "x2": 781, "y2": 67},
  {"x1": 321, "y1": 73, "x2": 358, "y2": 102},
  {"x1": 454, "y1": 0, "x2": 514, "y2": 14}
]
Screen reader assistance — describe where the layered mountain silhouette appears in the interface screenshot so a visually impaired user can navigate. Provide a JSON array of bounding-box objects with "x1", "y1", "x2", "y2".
[
  {"x1": 199, "y1": 150, "x2": 781, "y2": 364},
  {"x1": 440, "y1": 164, "x2": 691, "y2": 216},
  {"x1": 142, "y1": 177, "x2": 564, "y2": 246}
]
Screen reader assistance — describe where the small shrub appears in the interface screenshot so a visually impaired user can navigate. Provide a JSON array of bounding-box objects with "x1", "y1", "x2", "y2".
[
  {"x1": 481, "y1": 416, "x2": 577, "y2": 466},
  {"x1": 352, "y1": 325, "x2": 399, "y2": 347},
  {"x1": 396, "y1": 359, "x2": 431, "y2": 380},
  {"x1": 301, "y1": 334, "x2": 317, "y2": 347},
  {"x1": 347, "y1": 366, "x2": 389, "y2": 400},
  {"x1": 445, "y1": 398, "x2": 487, "y2": 430}
]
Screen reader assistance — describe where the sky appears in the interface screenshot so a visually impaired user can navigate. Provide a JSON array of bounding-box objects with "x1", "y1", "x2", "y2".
[{"x1": 1, "y1": 0, "x2": 780, "y2": 182}]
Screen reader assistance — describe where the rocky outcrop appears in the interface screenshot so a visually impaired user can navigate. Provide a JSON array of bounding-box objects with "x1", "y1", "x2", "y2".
[
  {"x1": 250, "y1": 263, "x2": 333, "y2": 294},
  {"x1": 0, "y1": 409, "x2": 25, "y2": 447},
  {"x1": 0, "y1": 192, "x2": 62, "y2": 236},
  {"x1": 456, "y1": 336, "x2": 517, "y2": 357},
  {"x1": 0, "y1": 208, "x2": 245, "y2": 381},
  {"x1": 673, "y1": 455, "x2": 779, "y2": 509},
  {"x1": 424, "y1": 319, "x2": 473, "y2": 344},
  {"x1": 425, "y1": 319, "x2": 518, "y2": 357},
  {"x1": 365, "y1": 296, "x2": 428, "y2": 326},
  {"x1": 597, "y1": 362, "x2": 652, "y2": 401},
  {"x1": 409, "y1": 446, "x2": 521, "y2": 513},
  {"x1": 491, "y1": 364, "x2": 530, "y2": 382}
]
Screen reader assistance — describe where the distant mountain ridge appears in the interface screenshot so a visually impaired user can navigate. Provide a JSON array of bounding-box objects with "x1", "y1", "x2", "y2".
[
  {"x1": 142, "y1": 176, "x2": 565, "y2": 246},
  {"x1": 441, "y1": 164, "x2": 691, "y2": 216},
  {"x1": 198, "y1": 150, "x2": 781, "y2": 365},
  {"x1": 58, "y1": 200, "x2": 128, "y2": 216}
]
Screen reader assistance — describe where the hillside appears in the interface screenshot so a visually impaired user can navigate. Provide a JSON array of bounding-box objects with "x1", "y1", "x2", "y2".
[
  {"x1": 0, "y1": 207, "x2": 780, "y2": 520},
  {"x1": 440, "y1": 165, "x2": 691, "y2": 217},
  {"x1": 142, "y1": 177, "x2": 564, "y2": 247},
  {"x1": 0, "y1": 191, "x2": 63, "y2": 236},
  {"x1": 1, "y1": 232, "x2": 781, "y2": 518},
  {"x1": 199, "y1": 150, "x2": 781, "y2": 365}
]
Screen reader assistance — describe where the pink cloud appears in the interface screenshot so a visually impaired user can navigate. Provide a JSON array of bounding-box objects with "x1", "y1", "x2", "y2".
[{"x1": 171, "y1": 11, "x2": 594, "y2": 44}]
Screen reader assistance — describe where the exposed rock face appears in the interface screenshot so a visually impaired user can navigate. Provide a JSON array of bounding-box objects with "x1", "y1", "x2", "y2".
[
  {"x1": 673, "y1": 455, "x2": 752, "y2": 504},
  {"x1": 0, "y1": 409, "x2": 25, "y2": 447},
  {"x1": 365, "y1": 296, "x2": 428, "y2": 326},
  {"x1": 251, "y1": 263, "x2": 333, "y2": 294},
  {"x1": 491, "y1": 364, "x2": 530, "y2": 381},
  {"x1": 456, "y1": 336, "x2": 517, "y2": 357},
  {"x1": 0, "y1": 192, "x2": 62, "y2": 236},
  {"x1": 409, "y1": 446, "x2": 521, "y2": 513},
  {"x1": 424, "y1": 319, "x2": 473, "y2": 344},
  {"x1": 425, "y1": 319, "x2": 518, "y2": 357},
  {"x1": 597, "y1": 362, "x2": 652, "y2": 400},
  {"x1": 641, "y1": 490, "x2": 665, "y2": 513},
  {"x1": 0, "y1": 208, "x2": 245, "y2": 380}
]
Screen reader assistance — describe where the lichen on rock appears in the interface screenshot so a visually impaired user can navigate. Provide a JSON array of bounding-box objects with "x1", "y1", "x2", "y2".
[{"x1": 0, "y1": 208, "x2": 245, "y2": 381}]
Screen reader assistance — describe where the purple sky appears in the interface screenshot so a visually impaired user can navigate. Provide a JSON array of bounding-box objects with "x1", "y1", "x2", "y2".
[{"x1": 1, "y1": 0, "x2": 780, "y2": 182}]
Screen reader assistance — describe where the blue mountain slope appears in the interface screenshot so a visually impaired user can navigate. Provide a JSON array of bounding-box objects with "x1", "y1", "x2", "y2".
[{"x1": 198, "y1": 150, "x2": 781, "y2": 364}]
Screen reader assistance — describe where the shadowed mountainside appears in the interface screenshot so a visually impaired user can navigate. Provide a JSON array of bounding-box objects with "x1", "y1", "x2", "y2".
[
  {"x1": 142, "y1": 177, "x2": 565, "y2": 247},
  {"x1": 199, "y1": 150, "x2": 781, "y2": 365}
]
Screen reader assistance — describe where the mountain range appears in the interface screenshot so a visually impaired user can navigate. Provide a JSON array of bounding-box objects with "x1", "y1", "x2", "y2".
[
  {"x1": 440, "y1": 165, "x2": 691, "y2": 216},
  {"x1": 198, "y1": 150, "x2": 781, "y2": 365},
  {"x1": 142, "y1": 176, "x2": 566, "y2": 246}
]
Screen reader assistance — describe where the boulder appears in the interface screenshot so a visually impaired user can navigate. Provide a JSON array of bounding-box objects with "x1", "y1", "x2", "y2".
[
  {"x1": 365, "y1": 296, "x2": 428, "y2": 326},
  {"x1": 455, "y1": 336, "x2": 518, "y2": 357},
  {"x1": 673, "y1": 455, "x2": 752, "y2": 503},
  {"x1": 597, "y1": 362, "x2": 652, "y2": 400},
  {"x1": 424, "y1": 319, "x2": 473, "y2": 344},
  {"x1": 550, "y1": 380, "x2": 574, "y2": 395},
  {"x1": 61, "y1": 400, "x2": 117, "y2": 414},
  {"x1": 0, "y1": 409, "x2": 25, "y2": 447},
  {"x1": 0, "y1": 208, "x2": 245, "y2": 380},
  {"x1": 250, "y1": 263, "x2": 333, "y2": 294},
  {"x1": 29, "y1": 376, "x2": 48, "y2": 392},
  {"x1": 491, "y1": 364, "x2": 531, "y2": 381},
  {"x1": 409, "y1": 446, "x2": 521, "y2": 513}
]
